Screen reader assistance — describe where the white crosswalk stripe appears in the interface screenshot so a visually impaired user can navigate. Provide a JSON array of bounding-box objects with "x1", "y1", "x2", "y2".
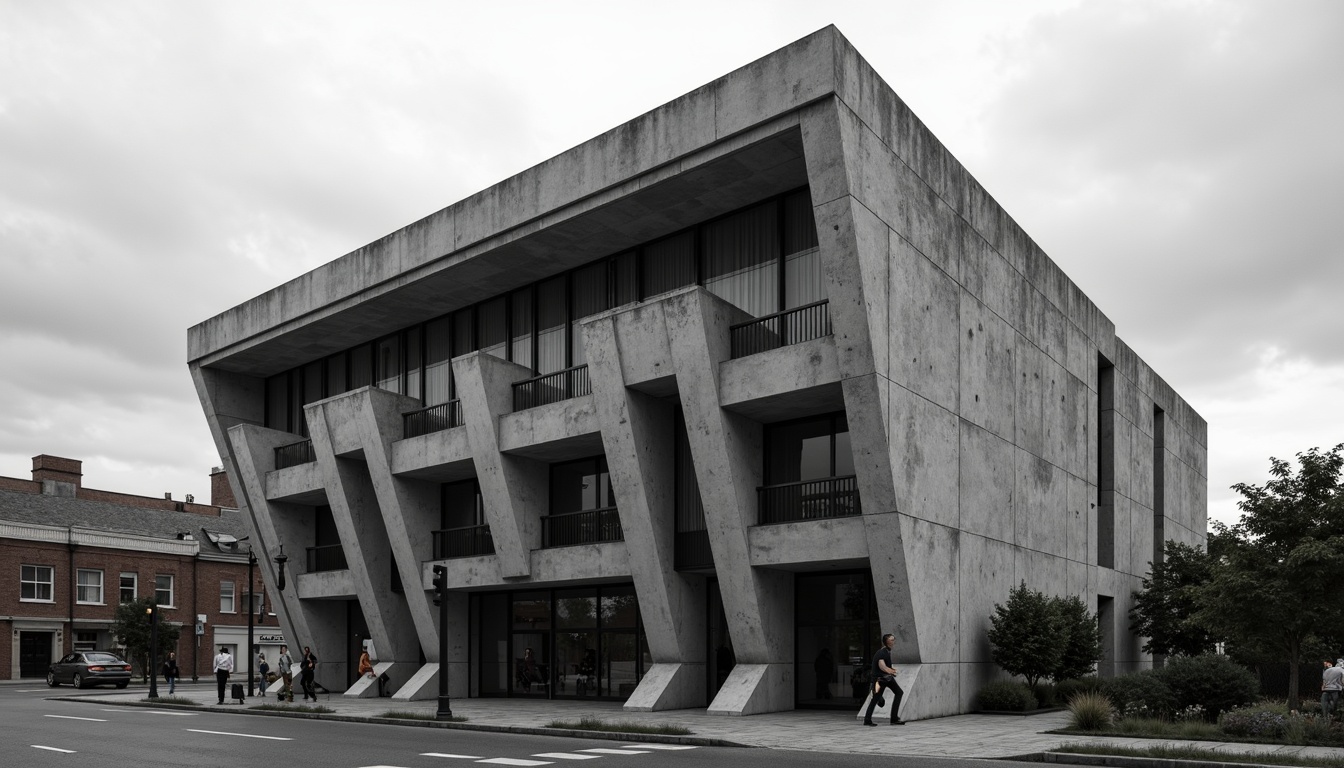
[
  {"x1": 577, "y1": 748, "x2": 651, "y2": 754},
  {"x1": 531, "y1": 754, "x2": 601, "y2": 760},
  {"x1": 476, "y1": 760, "x2": 553, "y2": 766},
  {"x1": 622, "y1": 745, "x2": 697, "y2": 750},
  {"x1": 422, "y1": 754, "x2": 484, "y2": 760}
]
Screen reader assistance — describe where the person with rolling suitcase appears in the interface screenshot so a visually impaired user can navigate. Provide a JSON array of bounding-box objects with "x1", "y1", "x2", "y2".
[{"x1": 212, "y1": 647, "x2": 234, "y2": 705}]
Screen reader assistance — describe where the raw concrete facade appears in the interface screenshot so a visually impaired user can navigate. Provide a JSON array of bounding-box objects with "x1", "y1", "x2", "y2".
[{"x1": 188, "y1": 27, "x2": 1206, "y2": 719}]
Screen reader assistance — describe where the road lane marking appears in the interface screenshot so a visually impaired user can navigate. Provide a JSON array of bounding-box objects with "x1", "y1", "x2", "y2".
[
  {"x1": 13, "y1": 689, "x2": 46, "y2": 692},
  {"x1": 532, "y1": 754, "x2": 601, "y2": 760},
  {"x1": 422, "y1": 753, "x2": 483, "y2": 759},
  {"x1": 578, "y1": 748, "x2": 651, "y2": 754},
  {"x1": 99, "y1": 708, "x2": 197, "y2": 716},
  {"x1": 624, "y1": 745, "x2": 697, "y2": 750},
  {"x1": 186, "y1": 728, "x2": 292, "y2": 740},
  {"x1": 32, "y1": 746, "x2": 76, "y2": 753},
  {"x1": 45, "y1": 715, "x2": 107, "y2": 722},
  {"x1": 476, "y1": 760, "x2": 553, "y2": 767}
]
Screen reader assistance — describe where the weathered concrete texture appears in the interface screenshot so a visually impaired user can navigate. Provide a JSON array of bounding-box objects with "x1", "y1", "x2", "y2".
[
  {"x1": 624, "y1": 663, "x2": 707, "y2": 713},
  {"x1": 707, "y1": 664, "x2": 793, "y2": 716}
]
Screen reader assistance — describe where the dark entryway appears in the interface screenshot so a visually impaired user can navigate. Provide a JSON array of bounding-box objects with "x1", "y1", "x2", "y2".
[
  {"x1": 20, "y1": 631, "x2": 53, "y2": 678},
  {"x1": 795, "y1": 571, "x2": 880, "y2": 709}
]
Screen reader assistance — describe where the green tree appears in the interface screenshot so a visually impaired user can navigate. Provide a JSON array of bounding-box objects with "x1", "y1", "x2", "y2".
[
  {"x1": 111, "y1": 597, "x2": 181, "y2": 682},
  {"x1": 1194, "y1": 444, "x2": 1344, "y2": 711},
  {"x1": 1052, "y1": 594, "x2": 1103, "y2": 681},
  {"x1": 1129, "y1": 540, "x2": 1217, "y2": 657},
  {"x1": 988, "y1": 582, "x2": 1064, "y2": 688}
]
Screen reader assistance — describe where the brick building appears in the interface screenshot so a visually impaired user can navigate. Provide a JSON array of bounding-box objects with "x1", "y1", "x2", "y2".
[{"x1": 1, "y1": 455, "x2": 277, "y2": 682}]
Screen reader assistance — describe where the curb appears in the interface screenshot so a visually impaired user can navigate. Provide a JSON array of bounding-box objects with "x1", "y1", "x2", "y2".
[
  {"x1": 54, "y1": 697, "x2": 747, "y2": 748},
  {"x1": 1031, "y1": 751, "x2": 1309, "y2": 768}
]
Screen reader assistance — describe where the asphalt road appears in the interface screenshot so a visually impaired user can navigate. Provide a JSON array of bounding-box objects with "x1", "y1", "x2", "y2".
[{"x1": 0, "y1": 684, "x2": 1040, "y2": 768}]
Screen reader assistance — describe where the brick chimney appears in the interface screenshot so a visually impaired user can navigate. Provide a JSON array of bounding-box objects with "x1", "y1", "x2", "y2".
[
  {"x1": 32, "y1": 455, "x2": 82, "y2": 489},
  {"x1": 210, "y1": 466, "x2": 237, "y2": 508}
]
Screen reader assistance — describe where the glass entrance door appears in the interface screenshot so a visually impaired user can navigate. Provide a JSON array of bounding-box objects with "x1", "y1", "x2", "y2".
[{"x1": 795, "y1": 571, "x2": 879, "y2": 709}]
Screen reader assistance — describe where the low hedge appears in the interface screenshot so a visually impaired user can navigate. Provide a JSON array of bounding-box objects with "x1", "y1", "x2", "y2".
[{"x1": 977, "y1": 680, "x2": 1038, "y2": 711}]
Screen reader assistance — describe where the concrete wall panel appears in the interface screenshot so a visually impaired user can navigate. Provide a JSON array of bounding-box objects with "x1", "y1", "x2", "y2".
[
  {"x1": 958, "y1": 421, "x2": 1015, "y2": 544},
  {"x1": 889, "y1": 236, "x2": 960, "y2": 411},
  {"x1": 886, "y1": 385, "x2": 959, "y2": 529},
  {"x1": 959, "y1": 293, "x2": 1016, "y2": 441}
]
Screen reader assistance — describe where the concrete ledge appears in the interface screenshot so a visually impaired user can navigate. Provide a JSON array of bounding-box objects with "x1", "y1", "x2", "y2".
[
  {"x1": 707, "y1": 663, "x2": 792, "y2": 716},
  {"x1": 1035, "y1": 751, "x2": 1288, "y2": 768},
  {"x1": 624, "y1": 662, "x2": 707, "y2": 712}
]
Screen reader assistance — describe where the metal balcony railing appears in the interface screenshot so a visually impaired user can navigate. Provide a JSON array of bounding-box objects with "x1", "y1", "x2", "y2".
[
  {"x1": 756, "y1": 475, "x2": 861, "y2": 525},
  {"x1": 305, "y1": 544, "x2": 348, "y2": 572},
  {"x1": 513, "y1": 364, "x2": 591, "y2": 411},
  {"x1": 542, "y1": 507, "x2": 622, "y2": 548},
  {"x1": 433, "y1": 524, "x2": 495, "y2": 559},
  {"x1": 404, "y1": 399, "x2": 464, "y2": 438},
  {"x1": 275, "y1": 439, "x2": 316, "y2": 469},
  {"x1": 729, "y1": 299, "x2": 831, "y2": 359},
  {"x1": 674, "y1": 529, "x2": 713, "y2": 571}
]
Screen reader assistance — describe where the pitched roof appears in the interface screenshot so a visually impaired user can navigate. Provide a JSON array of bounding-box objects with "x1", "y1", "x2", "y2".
[{"x1": 0, "y1": 488, "x2": 248, "y2": 552}]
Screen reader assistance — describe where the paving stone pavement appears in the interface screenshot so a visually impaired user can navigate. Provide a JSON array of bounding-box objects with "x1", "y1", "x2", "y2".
[{"x1": 56, "y1": 683, "x2": 1344, "y2": 762}]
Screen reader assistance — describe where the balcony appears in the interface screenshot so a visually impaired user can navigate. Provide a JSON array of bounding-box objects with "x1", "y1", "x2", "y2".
[
  {"x1": 404, "y1": 399, "x2": 464, "y2": 438},
  {"x1": 433, "y1": 524, "x2": 495, "y2": 558},
  {"x1": 757, "y1": 475, "x2": 861, "y2": 525},
  {"x1": 542, "y1": 507, "x2": 623, "y2": 548},
  {"x1": 306, "y1": 544, "x2": 348, "y2": 572},
  {"x1": 729, "y1": 300, "x2": 831, "y2": 359},
  {"x1": 275, "y1": 439, "x2": 316, "y2": 469},
  {"x1": 513, "y1": 364, "x2": 591, "y2": 411}
]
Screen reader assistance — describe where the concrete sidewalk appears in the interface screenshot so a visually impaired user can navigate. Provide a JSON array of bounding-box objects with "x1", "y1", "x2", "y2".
[{"x1": 51, "y1": 682, "x2": 1344, "y2": 763}]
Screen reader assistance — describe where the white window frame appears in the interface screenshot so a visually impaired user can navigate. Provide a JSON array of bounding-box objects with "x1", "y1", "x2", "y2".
[
  {"x1": 76, "y1": 569, "x2": 104, "y2": 605},
  {"x1": 120, "y1": 572, "x2": 137, "y2": 603},
  {"x1": 20, "y1": 565, "x2": 54, "y2": 603},
  {"x1": 155, "y1": 574, "x2": 175, "y2": 608},
  {"x1": 220, "y1": 580, "x2": 235, "y2": 613}
]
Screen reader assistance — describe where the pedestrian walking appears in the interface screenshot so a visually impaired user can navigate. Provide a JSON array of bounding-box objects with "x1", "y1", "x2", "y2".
[
  {"x1": 161, "y1": 651, "x2": 180, "y2": 695},
  {"x1": 300, "y1": 645, "x2": 318, "y2": 701},
  {"x1": 862, "y1": 633, "x2": 905, "y2": 726},
  {"x1": 277, "y1": 645, "x2": 293, "y2": 700},
  {"x1": 258, "y1": 652, "x2": 269, "y2": 689},
  {"x1": 212, "y1": 647, "x2": 234, "y2": 705},
  {"x1": 1322, "y1": 659, "x2": 1343, "y2": 719}
]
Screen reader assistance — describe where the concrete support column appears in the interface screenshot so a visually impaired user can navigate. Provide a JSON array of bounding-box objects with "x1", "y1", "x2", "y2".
[
  {"x1": 663, "y1": 290, "x2": 793, "y2": 715},
  {"x1": 583, "y1": 309, "x2": 707, "y2": 711},
  {"x1": 452, "y1": 352, "x2": 549, "y2": 579}
]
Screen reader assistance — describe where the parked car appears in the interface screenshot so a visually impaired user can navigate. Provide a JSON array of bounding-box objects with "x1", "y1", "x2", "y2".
[{"x1": 47, "y1": 650, "x2": 132, "y2": 689}]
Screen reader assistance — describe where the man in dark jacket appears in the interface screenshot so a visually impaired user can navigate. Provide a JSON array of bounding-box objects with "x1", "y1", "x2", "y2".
[
  {"x1": 161, "y1": 652, "x2": 179, "y2": 695},
  {"x1": 862, "y1": 633, "x2": 905, "y2": 726}
]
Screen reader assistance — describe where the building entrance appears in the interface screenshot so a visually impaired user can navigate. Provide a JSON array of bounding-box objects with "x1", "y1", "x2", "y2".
[
  {"x1": 795, "y1": 571, "x2": 879, "y2": 709},
  {"x1": 20, "y1": 631, "x2": 53, "y2": 678}
]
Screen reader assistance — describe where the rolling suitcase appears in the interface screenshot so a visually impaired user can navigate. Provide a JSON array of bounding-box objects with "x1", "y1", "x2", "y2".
[{"x1": 231, "y1": 683, "x2": 245, "y2": 704}]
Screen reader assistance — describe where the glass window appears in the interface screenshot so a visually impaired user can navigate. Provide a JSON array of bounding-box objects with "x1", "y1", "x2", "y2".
[
  {"x1": 289, "y1": 370, "x2": 305, "y2": 436},
  {"x1": 613, "y1": 251, "x2": 638, "y2": 305},
  {"x1": 442, "y1": 479, "x2": 484, "y2": 530},
  {"x1": 76, "y1": 569, "x2": 103, "y2": 604},
  {"x1": 453, "y1": 307, "x2": 476, "y2": 359},
  {"x1": 20, "y1": 565, "x2": 54, "y2": 602},
  {"x1": 600, "y1": 586, "x2": 638, "y2": 628},
  {"x1": 571, "y1": 262, "x2": 608, "y2": 368},
  {"x1": 536, "y1": 277, "x2": 567, "y2": 374},
  {"x1": 702, "y1": 202, "x2": 780, "y2": 317},
  {"x1": 350, "y1": 343, "x2": 373, "y2": 389},
  {"x1": 551, "y1": 457, "x2": 614, "y2": 514},
  {"x1": 405, "y1": 326, "x2": 422, "y2": 401},
  {"x1": 641, "y1": 231, "x2": 696, "y2": 298},
  {"x1": 511, "y1": 287, "x2": 534, "y2": 369},
  {"x1": 265, "y1": 374, "x2": 290, "y2": 432},
  {"x1": 155, "y1": 574, "x2": 175, "y2": 607},
  {"x1": 325, "y1": 352, "x2": 347, "y2": 397},
  {"x1": 765, "y1": 413, "x2": 853, "y2": 484},
  {"x1": 479, "y1": 297, "x2": 508, "y2": 360},
  {"x1": 555, "y1": 590, "x2": 597, "y2": 629},
  {"x1": 301, "y1": 361, "x2": 324, "y2": 408},
  {"x1": 783, "y1": 189, "x2": 825, "y2": 309},
  {"x1": 424, "y1": 317, "x2": 453, "y2": 406},
  {"x1": 119, "y1": 572, "x2": 137, "y2": 603},
  {"x1": 220, "y1": 580, "x2": 235, "y2": 613},
  {"x1": 512, "y1": 592, "x2": 551, "y2": 631},
  {"x1": 376, "y1": 334, "x2": 402, "y2": 393}
]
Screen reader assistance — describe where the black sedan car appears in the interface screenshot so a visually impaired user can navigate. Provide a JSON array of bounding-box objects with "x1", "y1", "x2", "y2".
[{"x1": 47, "y1": 650, "x2": 132, "y2": 689}]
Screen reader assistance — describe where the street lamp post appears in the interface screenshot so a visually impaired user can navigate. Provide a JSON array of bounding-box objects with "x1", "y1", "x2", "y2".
[
  {"x1": 246, "y1": 547, "x2": 256, "y2": 696},
  {"x1": 147, "y1": 605, "x2": 159, "y2": 699},
  {"x1": 432, "y1": 565, "x2": 451, "y2": 720}
]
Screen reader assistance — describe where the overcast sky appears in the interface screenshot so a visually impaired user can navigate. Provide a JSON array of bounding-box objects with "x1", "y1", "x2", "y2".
[{"x1": 1, "y1": 0, "x2": 1339, "y2": 528}]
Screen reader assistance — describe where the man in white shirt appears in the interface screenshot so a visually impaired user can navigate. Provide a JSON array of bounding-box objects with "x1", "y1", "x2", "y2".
[{"x1": 212, "y1": 647, "x2": 234, "y2": 705}]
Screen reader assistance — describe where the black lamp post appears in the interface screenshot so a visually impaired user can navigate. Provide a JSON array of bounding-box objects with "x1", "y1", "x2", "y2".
[
  {"x1": 147, "y1": 604, "x2": 159, "y2": 699},
  {"x1": 432, "y1": 564, "x2": 451, "y2": 720},
  {"x1": 246, "y1": 546, "x2": 257, "y2": 696}
]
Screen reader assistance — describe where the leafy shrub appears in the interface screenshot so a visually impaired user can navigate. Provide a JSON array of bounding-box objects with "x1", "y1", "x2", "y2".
[
  {"x1": 1102, "y1": 671, "x2": 1175, "y2": 719},
  {"x1": 988, "y1": 583, "x2": 1064, "y2": 687},
  {"x1": 977, "y1": 680, "x2": 1039, "y2": 711},
  {"x1": 1220, "y1": 703, "x2": 1291, "y2": 738},
  {"x1": 1155, "y1": 654, "x2": 1259, "y2": 719},
  {"x1": 1068, "y1": 691, "x2": 1113, "y2": 731},
  {"x1": 1033, "y1": 682, "x2": 1058, "y2": 707},
  {"x1": 1054, "y1": 595, "x2": 1103, "y2": 681},
  {"x1": 1056, "y1": 677, "x2": 1104, "y2": 704}
]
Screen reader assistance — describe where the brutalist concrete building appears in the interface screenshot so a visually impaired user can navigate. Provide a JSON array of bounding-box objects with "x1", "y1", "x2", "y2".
[{"x1": 188, "y1": 27, "x2": 1207, "y2": 719}]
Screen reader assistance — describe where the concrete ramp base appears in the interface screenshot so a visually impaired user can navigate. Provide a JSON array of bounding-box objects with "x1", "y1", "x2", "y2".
[
  {"x1": 623, "y1": 662, "x2": 706, "y2": 712},
  {"x1": 854, "y1": 664, "x2": 921, "y2": 722},
  {"x1": 390, "y1": 661, "x2": 469, "y2": 702},
  {"x1": 707, "y1": 663, "x2": 793, "y2": 716}
]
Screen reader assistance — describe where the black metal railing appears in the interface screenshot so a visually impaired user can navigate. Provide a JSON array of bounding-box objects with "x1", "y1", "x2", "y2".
[
  {"x1": 513, "y1": 364, "x2": 591, "y2": 411},
  {"x1": 542, "y1": 507, "x2": 623, "y2": 548},
  {"x1": 729, "y1": 299, "x2": 832, "y2": 359},
  {"x1": 305, "y1": 544, "x2": 348, "y2": 572},
  {"x1": 674, "y1": 529, "x2": 713, "y2": 571},
  {"x1": 404, "y1": 400, "x2": 464, "y2": 438},
  {"x1": 433, "y1": 524, "x2": 495, "y2": 558},
  {"x1": 275, "y1": 439, "x2": 316, "y2": 469},
  {"x1": 757, "y1": 475, "x2": 861, "y2": 525}
]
